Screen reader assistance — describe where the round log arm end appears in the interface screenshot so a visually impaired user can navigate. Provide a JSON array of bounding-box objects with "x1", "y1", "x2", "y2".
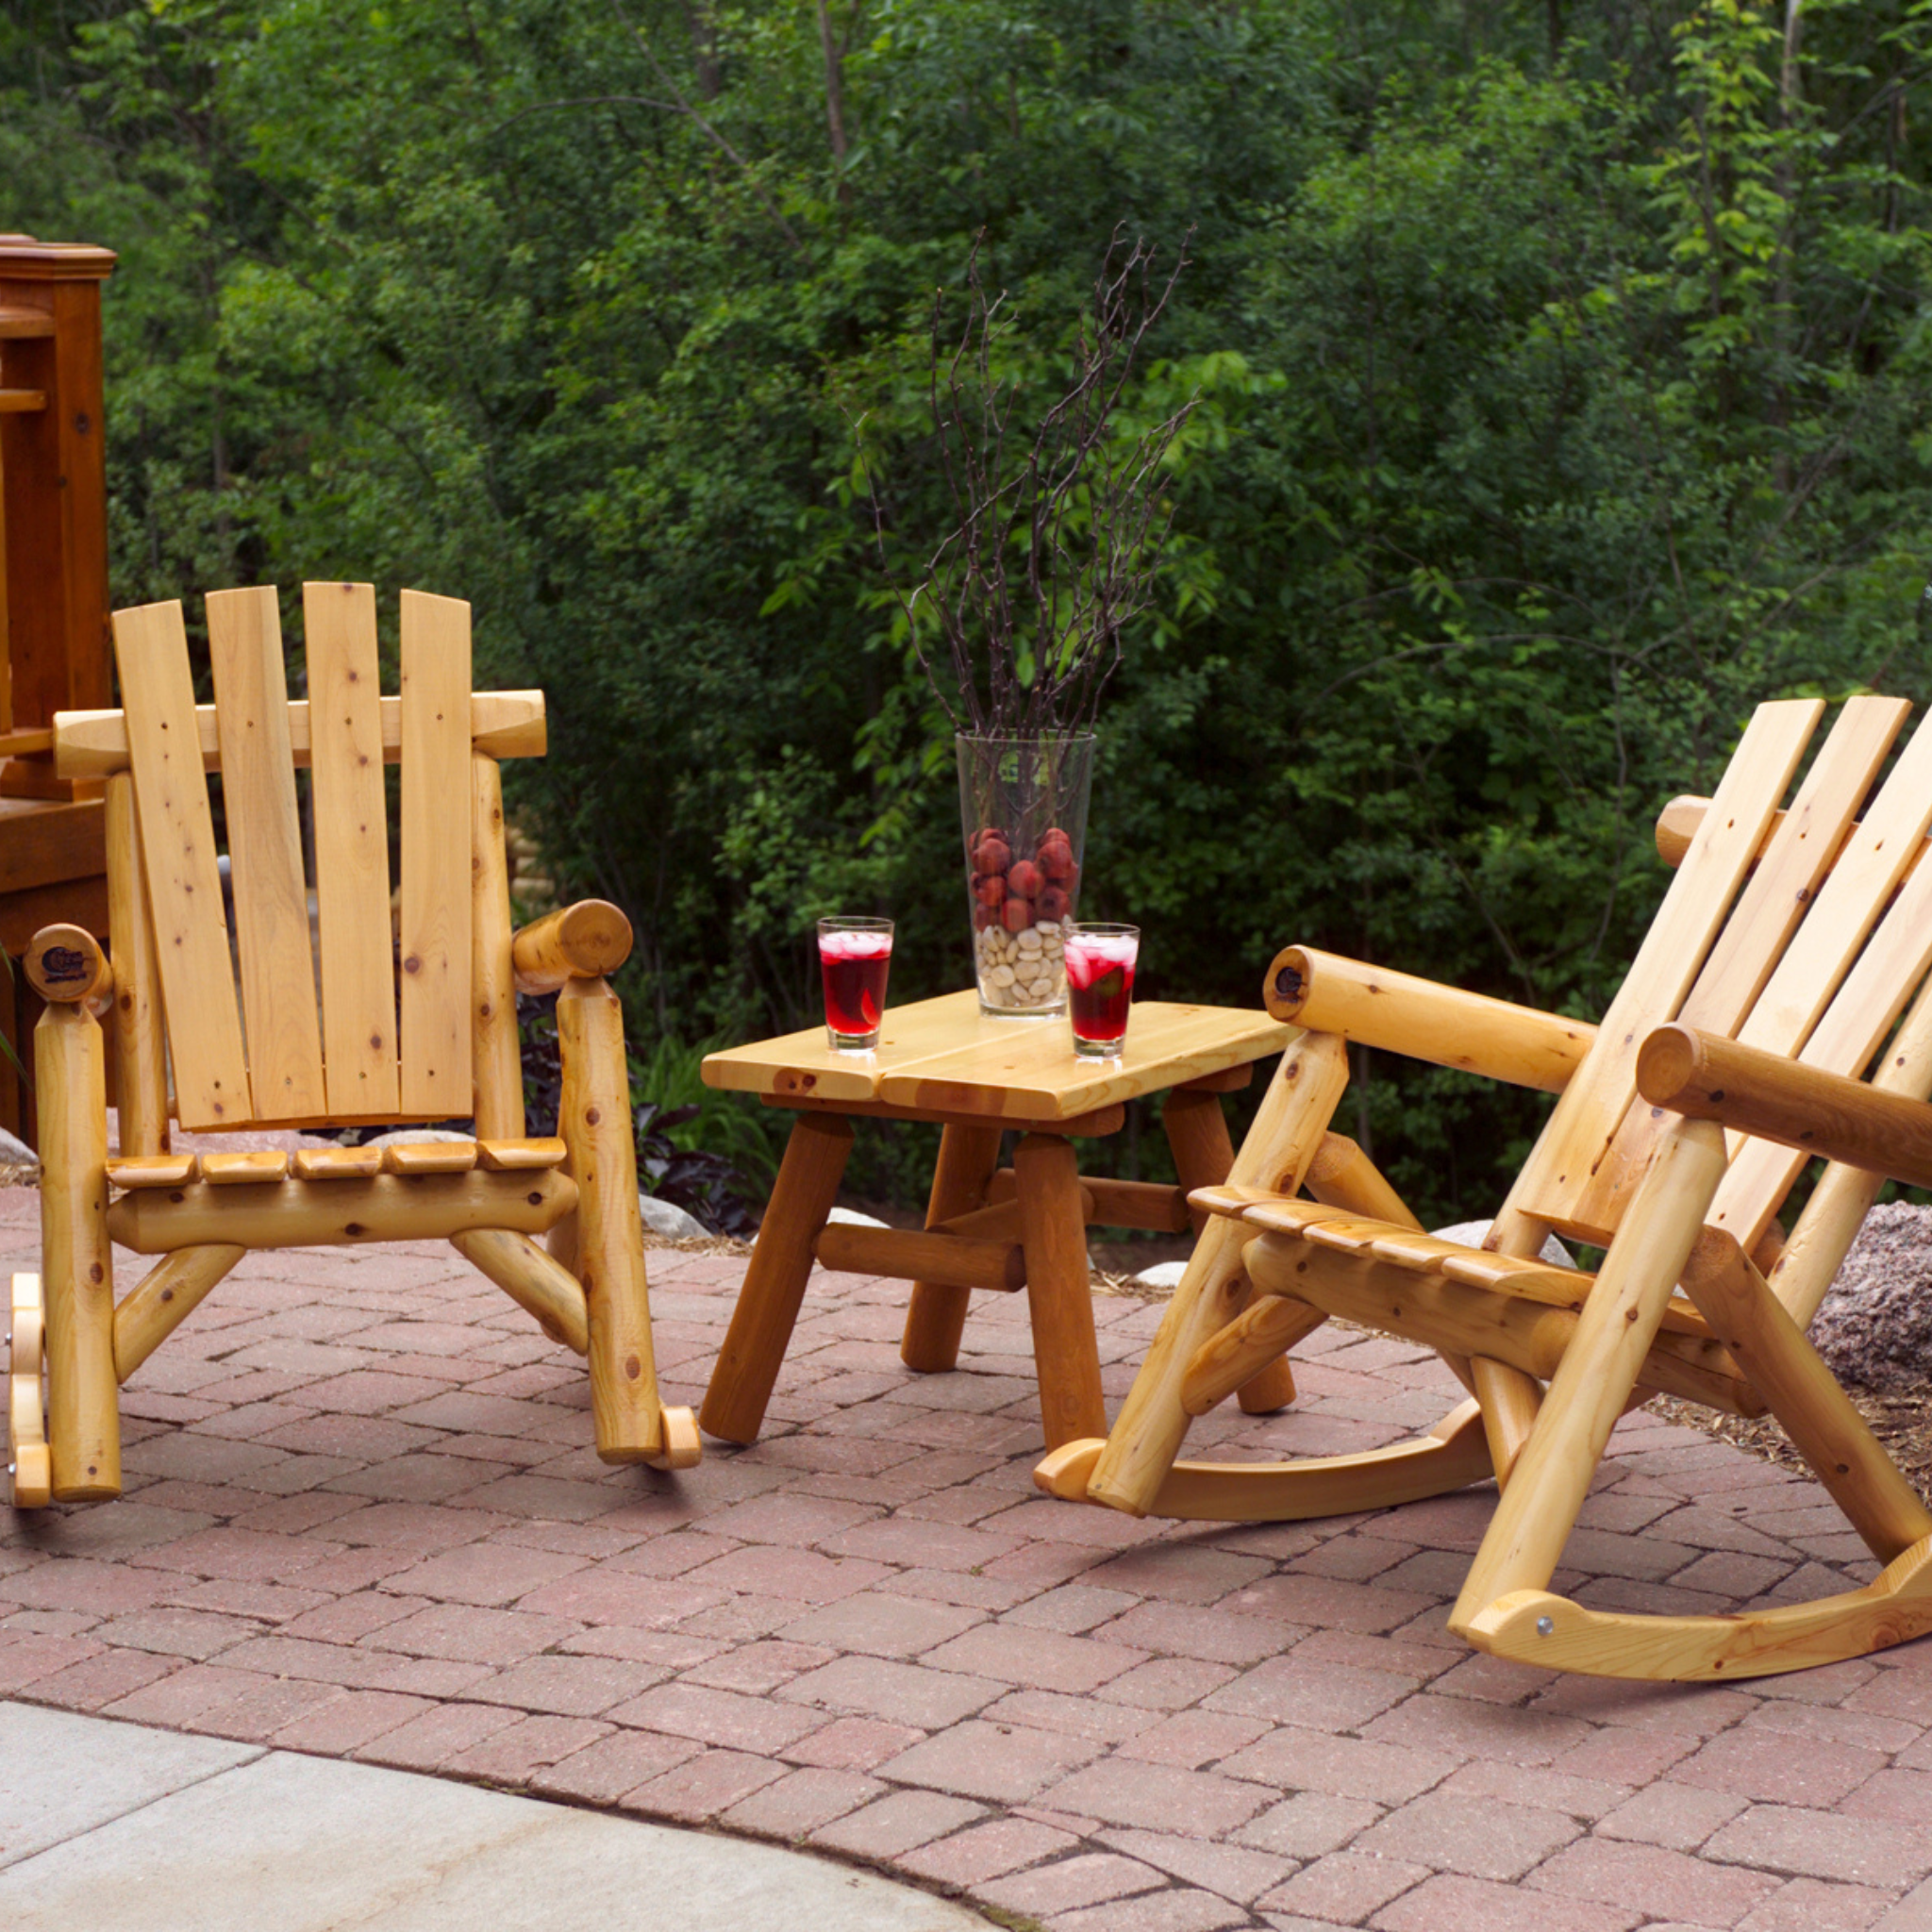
[
  {"x1": 1638, "y1": 1024, "x2": 1932, "y2": 1193},
  {"x1": 1264, "y1": 945, "x2": 1595, "y2": 1095},
  {"x1": 511, "y1": 900, "x2": 634, "y2": 996},
  {"x1": 25, "y1": 924, "x2": 113, "y2": 1011}
]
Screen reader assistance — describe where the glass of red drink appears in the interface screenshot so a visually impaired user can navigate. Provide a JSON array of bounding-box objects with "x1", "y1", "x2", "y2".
[
  {"x1": 1063, "y1": 922, "x2": 1139, "y2": 1058},
  {"x1": 818, "y1": 917, "x2": 893, "y2": 1051}
]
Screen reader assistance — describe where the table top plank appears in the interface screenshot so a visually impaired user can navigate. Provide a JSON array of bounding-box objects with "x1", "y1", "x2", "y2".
[
  {"x1": 700, "y1": 989, "x2": 989, "y2": 1103},
  {"x1": 702, "y1": 991, "x2": 1292, "y2": 1120},
  {"x1": 881, "y1": 1000, "x2": 1292, "y2": 1119}
]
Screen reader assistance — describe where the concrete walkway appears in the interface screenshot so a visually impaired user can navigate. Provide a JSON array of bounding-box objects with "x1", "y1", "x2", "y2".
[{"x1": 0, "y1": 1701, "x2": 984, "y2": 1929}]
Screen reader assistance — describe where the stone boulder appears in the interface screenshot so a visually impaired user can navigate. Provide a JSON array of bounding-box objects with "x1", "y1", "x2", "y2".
[{"x1": 1807, "y1": 1201, "x2": 1932, "y2": 1391}]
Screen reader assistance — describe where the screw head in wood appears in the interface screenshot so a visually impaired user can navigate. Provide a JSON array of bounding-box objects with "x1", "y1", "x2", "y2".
[{"x1": 1536, "y1": 1615, "x2": 1555, "y2": 1637}]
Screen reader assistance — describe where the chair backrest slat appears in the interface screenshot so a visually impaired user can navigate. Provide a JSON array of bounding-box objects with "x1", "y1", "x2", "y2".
[
  {"x1": 304, "y1": 581, "x2": 401, "y2": 1117},
  {"x1": 397, "y1": 589, "x2": 474, "y2": 1116},
  {"x1": 1501, "y1": 698, "x2": 1824, "y2": 1241},
  {"x1": 207, "y1": 587, "x2": 327, "y2": 1122},
  {"x1": 1568, "y1": 695, "x2": 1908, "y2": 1233},
  {"x1": 110, "y1": 599, "x2": 253, "y2": 1129},
  {"x1": 1711, "y1": 827, "x2": 1932, "y2": 1246},
  {"x1": 1734, "y1": 704, "x2": 1932, "y2": 1059}
]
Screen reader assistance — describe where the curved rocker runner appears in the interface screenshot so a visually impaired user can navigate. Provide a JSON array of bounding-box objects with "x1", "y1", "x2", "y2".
[
  {"x1": 1038, "y1": 693, "x2": 1932, "y2": 1681},
  {"x1": 8, "y1": 582, "x2": 697, "y2": 1512}
]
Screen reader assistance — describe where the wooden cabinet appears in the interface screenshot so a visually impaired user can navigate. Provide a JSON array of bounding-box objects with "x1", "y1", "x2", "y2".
[{"x1": 0, "y1": 235, "x2": 117, "y2": 1144}]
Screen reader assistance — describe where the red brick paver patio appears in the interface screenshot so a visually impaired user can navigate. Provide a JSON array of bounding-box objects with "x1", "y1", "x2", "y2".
[{"x1": 6, "y1": 1182, "x2": 1932, "y2": 1931}]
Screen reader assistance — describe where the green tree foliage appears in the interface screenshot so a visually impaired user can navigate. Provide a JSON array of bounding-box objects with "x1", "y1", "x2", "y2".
[{"x1": 5, "y1": 0, "x2": 1932, "y2": 1217}]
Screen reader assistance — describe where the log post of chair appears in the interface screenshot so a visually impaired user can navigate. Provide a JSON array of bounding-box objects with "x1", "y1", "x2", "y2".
[
  {"x1": 1014, "y1": 1131, "x2": 1108, "y2": 1449},
  {"x1": 108, "y1": 1168, "x2": 576, "y2": 1253},
  {"x1": 1682, "y1": 1230, "x2": 1932, "y2": 1564},
  {"x1": 1466, "y1": 1206, "x2": 1557, "y2": 1489},
  {"x1": 1639, "y1": 1023, "x2": 1932, "y2": 1191},
  {"x1": 112, "y1": 1245, "x2": 244, "y2": 1381},
  {"x1": 512, "y1": 899, "x2": 633, "y2": 995},
  {"x1": 1087, "y1": 1029, "x2": 1351, "y2": 1517},
  {"x1": 25, "y1": 922, "x2": 111, "y2": 1012},
  {"x1": 1305, "y1": 1132, "x2": 1417, "y2": 1227},
  {"x1": 1165, "y1": 1080, "x2": 1294, "y2": 1416},
  {"x1": 35, "y1": 1000, "x2": 117, "y2": 1497},
  {"x1": 902, "y1": 1123, "x2": 1004, "y2": 1374},
  {"x1": 1267, "y1": 947, "x2": 1594, "y2": 1094},
  {"x1": 470, "y1": 754, "x2": 524, "y2": 1141},
  {"x1": 453, "y1": 1227, "x2": 589, "y2": 1355},
  {"x1": 701, "y1": 1108, "x2": 854, "y2": 1444},
  {"x1": 1181, "y1": 1295, "x2": 1330, "y2": 1417},
  {"x1": 1451, "y1": 1119, "x2": 1728, "y2": 1631},
  {"x1": 104, "y1": 773, "x2": 167, "y2": 1153},
  {"x1": 1471, "y1": 1355, "x2": 1541, "y2": 1490},
  {"x1": 555, "y1": 974, "x2": 663, "y2": 1463}
]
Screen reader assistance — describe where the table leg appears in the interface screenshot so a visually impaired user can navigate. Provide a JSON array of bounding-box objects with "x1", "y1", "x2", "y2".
[
  {"x1": 699, "y1": 1110, "x2": 853, "y2": 1444},
  {"x1": 903, "y1": 1123, "x2": 1004, "y2": 1373},
  {"x1": 1014, "y1": 1132, "x2": 1107, "y2": 1449},
  {"x1": 1163, "y1": 1084, "x2": 1295, "y2": 1416}
]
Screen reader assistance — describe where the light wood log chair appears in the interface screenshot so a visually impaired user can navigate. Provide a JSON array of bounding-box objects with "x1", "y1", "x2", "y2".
[
  {"x1": 1035, "y1": 693, "x2": 1932, "y2": 1680},
  {"x1": 5, "y1": 583, "x2": 698, "y2": 1509}
]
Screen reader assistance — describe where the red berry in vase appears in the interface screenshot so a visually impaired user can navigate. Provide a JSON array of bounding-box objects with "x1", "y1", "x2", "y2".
[
  {"x1": 1038, "y1": 885, "x2": 1069, "y2": 921},
  {"x1": 1039, "y1": 837, "x2": 1074, "y2": 882},
  {"x1": 971, "y1": 836, "x2": 1010, "y2": 875},
  {"x1": 1002, "y1": 895, "x2": 1033, "y2": 932},
  {"x1": 1008, "y1": 858, "x2": 1041, "y2": 899}
]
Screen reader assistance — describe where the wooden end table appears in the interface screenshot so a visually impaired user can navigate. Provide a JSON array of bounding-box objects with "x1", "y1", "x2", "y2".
[{"x1": 697, "y1": 990, "x2": 1293, "y2": 1450}]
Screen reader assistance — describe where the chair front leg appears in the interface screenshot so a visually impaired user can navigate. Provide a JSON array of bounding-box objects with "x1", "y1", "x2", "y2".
[
  {"x1": 556, "y1": 975, "x2": 665, "y2": 1464},
  {"x1": 1451, "y1": 1118, "x2": 1727, "y2": 1632},
  {"x1": 1085, "y1": 1030, "x2": 1351, "y2": 1517},
  {"x1": 39, "y1": 1003, "x2": 119, "y2": 1499}
]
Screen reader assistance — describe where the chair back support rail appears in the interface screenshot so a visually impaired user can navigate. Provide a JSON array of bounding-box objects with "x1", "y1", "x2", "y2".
[{"x1": 1046, "y1": 692, "x2": 1932, "y2": 1681}]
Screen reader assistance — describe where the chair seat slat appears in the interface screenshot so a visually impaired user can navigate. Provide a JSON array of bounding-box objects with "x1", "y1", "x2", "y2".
[
  {"x1": 292, "y1": 1146, "x2": 386, "y2": 1181},
  {"x1": 106, "y1": 1155, "x2": 197, "y2": 1190},
  {"x1": 477, "y1": 1138, "x2": 568, "y2": 1170},
  {"x1": 380, "y1": 1141, "x2": 478, "y2": 1175},
  {"x1": 201, "y1": 1151, "x2": 291, "y2": 1185}
]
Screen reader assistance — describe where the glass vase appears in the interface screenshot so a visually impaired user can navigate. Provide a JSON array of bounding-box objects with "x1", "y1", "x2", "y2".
[{"x1": 957, "y1": 732, "x2": 1095, "y2": 1017}]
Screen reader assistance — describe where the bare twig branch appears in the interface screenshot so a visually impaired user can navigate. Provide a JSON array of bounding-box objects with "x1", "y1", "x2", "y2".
[{"x1": 862, "y1": 226, "x2": 1196, "y2": 740}]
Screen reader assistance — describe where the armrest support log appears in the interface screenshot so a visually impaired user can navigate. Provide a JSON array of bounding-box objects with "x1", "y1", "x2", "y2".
[
  {"x1": 512, "y1": 900, "x2": 633, "y2": 995},
  {"x1": 1265, "y1": 945, "x2": 1593, "y2": 1094},
  {"x1": 1638, "y1": 1024, "x2": 1932, "y2": 1192},
  {"x1": 25, "y1": 924, "x2": 113, "y2": 1009}
]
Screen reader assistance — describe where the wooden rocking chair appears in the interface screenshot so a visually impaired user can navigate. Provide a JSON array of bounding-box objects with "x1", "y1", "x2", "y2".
[
  {"x1": 1036, "y1": 694, "x2": 1932, "y2": 1680},
  {"x1": 7, "y1": 583, "x2": 697, "y2": 1509}
]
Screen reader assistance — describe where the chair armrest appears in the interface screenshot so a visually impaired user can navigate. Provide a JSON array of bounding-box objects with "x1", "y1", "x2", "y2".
[
  {"x1": 1637, "y1": 1023, "x2": 1932, "y2": 1191},
  {"x1": 1265, "y1": 945, "x2": 1595, "y2": 1095},
  {"x1": 25, "y1": 923, "x2": 114, "y2": 1011},
  {"x1": 511, "y1": 900, "x2": 633, "y2": 995}
]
